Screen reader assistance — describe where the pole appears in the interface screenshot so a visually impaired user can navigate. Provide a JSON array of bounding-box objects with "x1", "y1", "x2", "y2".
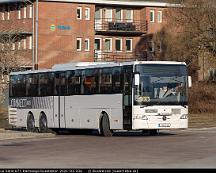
[
  {"x1": 32, "y1": 1, "x2": 35, "y2": 70},
  {"x1": 35, "y1": 0, "x2": 38, "y2": 70}
]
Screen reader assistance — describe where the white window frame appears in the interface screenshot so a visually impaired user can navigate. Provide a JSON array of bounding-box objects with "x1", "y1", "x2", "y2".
[
  {"x1": 158, "y1": 11, "x2": 162, "y2": 23},
  {"x1": 6, "y1": 5, "x2": 10, "y2": 20},
  {"x1": 150, "y1": 10, "x2": 155, "y2": 23},
  {"x1": 84, "y1": 7, "x2": 90, "y2": 20},
  {"x1": 84, "y1": 38, "x2": 90, "y2": 51},
  {"x1": 76, "y1": 38, "x2": 82, "y2": 51},
  {"x1": 126, "y1": 39, "x2": 133, "y2": 52},
  {"x1": 115, "y1": 38, "x2": 122, "y2": 52},
  {"x1": 29, "y1": 5, "x2": 32, "y2": 18},
  {"x1": 18, "y1": 41, "x2": 21, "y2": 50},
  {"x1": 1, "y1": 5, "x2": 5, "y2": 20},
  {"x1": 115, "y1": 8, "x2": 123, "y2": 22},
  {"x1": 105, "y1": 8, "x2": 112, "y2": 22},
  {"x1": 23, "y1": 6, "x2": 27, "y2": 19},
  {"x1": 126, "y1": 9, "x2": 133, "y2": 22},
  {"x1": 17, "y1": 4, "x2": 21, "y2": 19},
  {"x1": 104, "y1": 38, "x2": 112, "y2": 52},
  {"x1": 77, "y1": 7, "x2": 82, "y2": 20},
  {"x1": 23, "y1": 39, "x2": 27, "y2": 50},
  {"x1": 12, "y1": 43, "x2": 15, "y2": 50},
  {"x1": 29, "y1": 36, "x2": 32, "y2": 50}
]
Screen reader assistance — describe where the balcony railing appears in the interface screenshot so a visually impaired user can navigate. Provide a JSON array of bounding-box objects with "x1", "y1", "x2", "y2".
[
  {"x1": 94, "y1": 51, "x2": 148, "y2": 62},
  {"x1": 94, "y1": 18, "x2": 147, "y2": 35}
]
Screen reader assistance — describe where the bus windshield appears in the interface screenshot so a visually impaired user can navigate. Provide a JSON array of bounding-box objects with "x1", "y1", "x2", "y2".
[{"x1": 134, "y1": 64, "x2": 188, "y2": 106}]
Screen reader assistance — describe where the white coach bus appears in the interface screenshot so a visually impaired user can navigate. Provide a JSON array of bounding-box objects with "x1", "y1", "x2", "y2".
[{"x1": 8, "y1": 61, "x2": 191, "y2": 136}]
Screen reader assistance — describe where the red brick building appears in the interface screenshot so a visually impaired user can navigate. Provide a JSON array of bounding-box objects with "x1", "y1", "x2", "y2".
[{"x1": 0, "y1": 0, "x2": 168, "y2": 69}]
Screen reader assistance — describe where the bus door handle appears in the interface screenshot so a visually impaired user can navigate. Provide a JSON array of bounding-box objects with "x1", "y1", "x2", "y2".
[
  {"x1": 55, "y1": 114, "x2": 58, "y2": 117},
  {"x1": 61, "y1": 114, "x2": 64, "y2": 117}
]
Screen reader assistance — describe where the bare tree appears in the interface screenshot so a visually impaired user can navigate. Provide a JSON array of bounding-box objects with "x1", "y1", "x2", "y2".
[
  {"x1": 0, "y1": 30, "x2": 27, "y2": 103},
  {"x1": 153, "y1": 0, "x2": 216, "y2": 78}
]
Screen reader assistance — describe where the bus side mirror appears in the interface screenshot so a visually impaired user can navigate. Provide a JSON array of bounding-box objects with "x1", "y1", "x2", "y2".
[
  {"x1": 134, "y1": 73, "x2": 140, "y2": 86},
  {"x1": 188, "y1": 76, "x2": 192, "y2": 88}
]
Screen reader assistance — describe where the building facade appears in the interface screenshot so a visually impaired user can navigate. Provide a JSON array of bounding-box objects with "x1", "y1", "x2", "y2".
[{"x1": 0, "y1": 0, "x2": 168, "y2": 69}]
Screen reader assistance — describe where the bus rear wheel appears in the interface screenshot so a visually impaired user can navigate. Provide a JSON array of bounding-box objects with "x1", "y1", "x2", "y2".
[
  {"x1": 39, "y1": 114, "x2": 48, "y2": 133},
  {"x1": 100, "y1": 114, "x2": 113, "y2": 137},
  {"x1": 27, "y1": 114, "x2": 36, "y2": 132}
]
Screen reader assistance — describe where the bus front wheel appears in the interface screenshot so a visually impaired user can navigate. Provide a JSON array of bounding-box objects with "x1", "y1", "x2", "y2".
[
  {"x1": 100, "y1": 114, "x2": 113, "y2": 137},
  {"x1": 149, "y1": 129, "x2": 159, "y2": 136},
  {"x1": 27, "y1": 114, "x2": 36, "y2": 132}
]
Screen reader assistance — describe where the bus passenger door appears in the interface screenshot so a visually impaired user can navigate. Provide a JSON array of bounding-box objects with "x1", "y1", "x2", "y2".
[
  {"x1": 53, "y1": 72, "x2": 66, "y2": 129},
  {"x1": 123, "y1": 66, "x2": 133, "y2": 130}
]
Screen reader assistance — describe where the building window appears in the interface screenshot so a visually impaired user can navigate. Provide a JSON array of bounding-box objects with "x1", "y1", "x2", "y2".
[
  {"x1": 84, "y1": 39, "x2": 90, "y2": 51},
  {"x1": 18, "y1": 41, "x2": 21, "y2": 50},
  {"x1": 12, "y1": 43, "x2": 15, "y2": 50},
  {"x1": 6, "y1": 5, "x2": 10, "y2": 20},
  {"x1": 104, "y1": 38, "x2": 112, "y2": 52},
  {"x1": 105, "y1": 8, "x2": 112, "y2": 22},
  {"x1": 115, "y1": 8, "x2": 122, "y2": 22},
  {"x1": 126, "y1": 39, "x2": 132, "y2": 52},
  {"x1": 84, "y1": 8, "x2": 90, "y2": 20},
  {"x1": 150, "y1": 10, "x2": 155, "y2": 23},
  {"x1": 29, "y1": 36, "x2": 32, "y2": 50},
  {"x1": 156, "y1": 41, "x2": 162, "y2": 52},
  {"x1": 126, "y1": 9, "x2": 133, "y2": 22},
  {"x1": 77, "y1": 7, "x2": 82, "y2": 20},
  {"x1": 23, "y1": 6, "x2": 27, "y2": 18},
  {"x1": 0, "y1": 5, "x2": 5, "y2": 20},
  {"x1": 149, "y1": 41, "x2": 155, "y2": 52},
  {"x1": 23, "y1": 39, "x2": 26, "y2": 50},
  {"x1": 29, "y1": 5, "x2": 32, "y2": 18},
  {"x1": 115, "y1": 39, "x2": 122, "y2": 51},
  {"x1": 76, "y1": 38, "x2": 82, "y2": 51},
  {"x1": 158, "y1": 11, "x2": 162, "y2": 23},
  {"x1": 17, "y1": 4, "x2": 21, "y2": 19}
]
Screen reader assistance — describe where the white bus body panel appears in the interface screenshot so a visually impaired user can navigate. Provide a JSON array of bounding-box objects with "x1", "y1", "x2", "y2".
[
  {"x1": 53, "y1": 96, "x2": 66, "y2": 128},
  {"x1": 9, "y1": 97, "x2": 55, "y2": 128},
  {"x1": 64, "y1": 94, "x2": 123, "y2": 130},
  {"x1": 132, "y1": 105, "x2": 188, "y2": 130}
]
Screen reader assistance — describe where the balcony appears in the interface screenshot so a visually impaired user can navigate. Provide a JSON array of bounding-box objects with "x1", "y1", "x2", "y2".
[
  {"x1": 95, "y1": 18, "x2": 147, "y2": 35},
  {"x1": 94, "y1": 51, "x2": 147, "y2": 62}
]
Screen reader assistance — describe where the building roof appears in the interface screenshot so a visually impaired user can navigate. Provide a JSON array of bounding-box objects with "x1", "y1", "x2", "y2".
[{"x1": 0, "y1": 0, "x2": 175, "y2": 7}]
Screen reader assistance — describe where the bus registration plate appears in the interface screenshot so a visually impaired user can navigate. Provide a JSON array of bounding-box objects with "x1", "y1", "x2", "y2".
[{"x1": 158, "y1": 123, "x2": 171, "y2": 127}]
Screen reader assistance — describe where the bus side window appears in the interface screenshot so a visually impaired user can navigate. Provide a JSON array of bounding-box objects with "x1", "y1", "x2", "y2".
[
  {"x1": 10, "y1": 75, "x2": 16, "y2": 97},
  {"x1": 83, "y1": 68, "x2": 98, "y2": 95},
  {"x1": 46, "y1": 73, "x2": 54, "y2": 96},
  {"x1": 54, "y1": 72, "x2": 66, "y2": 96},
  {"x1": 112, "y1": 67, "x2": 121, "y2": 93},
  {"x1": 16, "y1": 75, "x2": 26, "y2": 97},
  {"x1": 100, "y1": 67, "x2": 112, "y2": 94},
  {"x1": 67, "y1": 70, "x2": 81, "y2": 95},
  {"x1": 39, "y1": 73, "x2": 49, "y2": 96}
]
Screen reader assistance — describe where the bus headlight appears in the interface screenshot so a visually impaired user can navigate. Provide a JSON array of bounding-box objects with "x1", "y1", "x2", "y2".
[
  {"x1": 180, "y1": 114, "x2": 188, "y2": 119},
  {"x1": 135, "y1": 115, "x2": 148, "y2": 120}
]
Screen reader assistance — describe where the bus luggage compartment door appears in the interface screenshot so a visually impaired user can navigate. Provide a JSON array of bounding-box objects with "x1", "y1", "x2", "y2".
[{"x1": 53, "y1": 96, "x2": 66, "y2": 128}]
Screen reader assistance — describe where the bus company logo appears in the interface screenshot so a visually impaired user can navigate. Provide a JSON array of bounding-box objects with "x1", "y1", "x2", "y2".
[
  {"x1": 10, "y1": 98, "x2": 32, "y2": 108},
  {"x1": 50, "y1": 24, "x2": 56, "y2": 31}
]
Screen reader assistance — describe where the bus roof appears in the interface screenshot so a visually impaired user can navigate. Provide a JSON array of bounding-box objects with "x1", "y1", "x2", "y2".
[{"x1": 10, "y1": 61, "x2": 186, "y2": 75}]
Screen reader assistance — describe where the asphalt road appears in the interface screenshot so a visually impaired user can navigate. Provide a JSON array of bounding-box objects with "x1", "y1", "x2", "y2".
[{"x1": 0, "y1": 128, "x2": 216, "y2": 168}]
